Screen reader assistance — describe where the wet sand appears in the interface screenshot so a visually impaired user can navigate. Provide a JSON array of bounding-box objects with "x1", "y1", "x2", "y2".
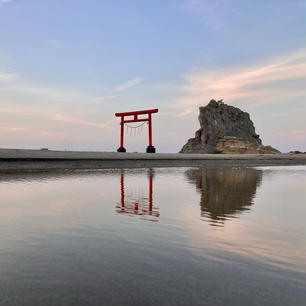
[
  {"x1": 0, "y1": 148, "x2": 305, "y2": 172},
  {"x1": 0, "y1": 166, "x2": 305, "y2": 306}
]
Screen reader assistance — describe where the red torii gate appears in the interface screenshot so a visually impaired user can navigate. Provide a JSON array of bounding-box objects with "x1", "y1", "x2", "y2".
[{"x1": 115, "y1": 108, "x2": 158, "y2": 153}]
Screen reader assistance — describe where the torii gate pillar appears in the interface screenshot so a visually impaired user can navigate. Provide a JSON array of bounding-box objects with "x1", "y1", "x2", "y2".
[{"x1": 115, "y1": 108, "x2": 158, "y2": 153}]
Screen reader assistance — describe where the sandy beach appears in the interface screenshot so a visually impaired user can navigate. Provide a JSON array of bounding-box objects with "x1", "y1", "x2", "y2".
[{"x1": 0, "y1": 148, "x2": 305, "y2": 173}]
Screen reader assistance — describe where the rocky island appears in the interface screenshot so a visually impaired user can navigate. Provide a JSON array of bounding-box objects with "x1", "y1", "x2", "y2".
[{"x1": 180, "y1": 99, "x2": 280, "y2": 154}]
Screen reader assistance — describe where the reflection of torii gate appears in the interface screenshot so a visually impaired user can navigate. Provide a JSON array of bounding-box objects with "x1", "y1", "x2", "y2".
[
  {"x1": 115, "y1": 108, "x2": 158, "y2": 153},
  {"x1": 117, "y1": 169, "x2": 160, "y2": 221}
]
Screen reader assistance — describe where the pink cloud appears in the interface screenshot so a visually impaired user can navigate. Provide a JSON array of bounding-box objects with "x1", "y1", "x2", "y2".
[{"x1": 177, "y1": 48, "x2": 306, "y2": 114}]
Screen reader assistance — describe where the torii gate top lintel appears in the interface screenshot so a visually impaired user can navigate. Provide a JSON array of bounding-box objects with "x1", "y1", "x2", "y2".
[
  {"x1": 115, "y1": 108, "x2": 158, "y2": 118},
  {"x1": 115, "y1": 108, "x2": 158, "y2": 153}
]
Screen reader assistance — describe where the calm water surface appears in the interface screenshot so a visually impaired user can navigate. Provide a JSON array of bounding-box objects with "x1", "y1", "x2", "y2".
[{"x1": 0, "y1": 166, "x2": 305, "y2": 306}]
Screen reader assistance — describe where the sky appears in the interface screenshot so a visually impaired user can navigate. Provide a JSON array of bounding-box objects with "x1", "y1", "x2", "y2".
[{"x1": 0, "y1": 0, "x2": 305, "y2": 153}]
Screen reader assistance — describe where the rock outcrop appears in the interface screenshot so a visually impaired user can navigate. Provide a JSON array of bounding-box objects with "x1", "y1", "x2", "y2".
[
  {"x1": 180, "y1": 99, "x2": 280, "y2": 154},
  {"x1": 287, "y1": 151, "x2": 306, "y2": 155},
  {"x1": 216, "y1": 136, "x2": 280, "y2": 154}
]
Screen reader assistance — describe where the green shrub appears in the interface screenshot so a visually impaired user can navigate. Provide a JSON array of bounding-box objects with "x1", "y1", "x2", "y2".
[{"x1": 213, "y1": 150, "x2": 223, "y2": 154}]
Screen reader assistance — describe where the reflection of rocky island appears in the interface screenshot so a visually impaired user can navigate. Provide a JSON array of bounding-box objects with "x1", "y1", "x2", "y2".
[
  {"x1": 116, "y1": 169, "x2": 160, "y2": 222},
  {"x1": 185, "y1": 167, "x2": 262, "y2": 226}
]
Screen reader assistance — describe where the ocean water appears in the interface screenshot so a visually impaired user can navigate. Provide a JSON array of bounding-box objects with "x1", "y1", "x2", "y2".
[{"x1": 0, "y1": 166, "x2": 305, "y2": 306}]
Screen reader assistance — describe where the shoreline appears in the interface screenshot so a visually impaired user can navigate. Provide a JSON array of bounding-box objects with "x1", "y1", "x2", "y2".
[{"x1": 0, "y1": 148, "x2": 305, "y2": 173}]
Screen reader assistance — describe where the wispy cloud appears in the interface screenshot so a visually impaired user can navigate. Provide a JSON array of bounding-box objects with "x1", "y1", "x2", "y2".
[
  {"x1": 177, "y1": 48, "x2": 306, "y2": 116},
  {"x1": 0, "y1": 53, "x2": 142, "y2": 108},
  {"x1": 92, "y1": 95, "x2": 118, "y2": 101},
  {"x1": 3, "y1": 83, "x2": 81, "y2": 101},
  {"x1": 0, "y1": 51, "x2": 94, "y2": 106},
  {"x1": 0, "y1": 64, "x2": 82, "y2": 103},
  {"x1": 112, "y1": 77, "x2": 143, "y2": 93},
  {"x1": 0, "y1": 70, "x2": 16, "y2": 81},
  {"x1": 0, "y1": 51, "x2": 118, "y2": 146},
  {"x1": 0, "y1": 125, "x2": 69, "y2": 141},
  {"x1": 0, "y1": 105, "x2": 115, "y2": 130},
  {"x1": 271, "y1": 113, "x2": 285, "y2": 118},
  {"x1": 277, "y1": 129, "x2": 305, "y2": 137},
  {"x1": 0, "y1": 52, "x2": 17, "y2": 81},
  {"x1": 0, "y1": 0, "x2": 12, "y2": 7},
  {"x1": 91, "y1": 77, "x2": 143, "y2": 102},
  {"x1": 6, "y1": 126, "x2": 31, "y2": 131},
  {"x1": 50, "y1": 113, "x2": 115, "y2": 129},
  {"x1": 181, "y1": 0, "x2": 238, "y2": 29}
]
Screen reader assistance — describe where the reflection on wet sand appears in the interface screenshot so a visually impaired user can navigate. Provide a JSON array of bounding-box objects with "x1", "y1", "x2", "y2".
[
  {"x1": 0, "y1": 169, "x2": 161, "y2": 222},
  {"x1": 185, "y1": 167, "x2": 263, "y2": 226},
  {"x1": 116, "y1": 168, "x2": 159, "y2": 222}
]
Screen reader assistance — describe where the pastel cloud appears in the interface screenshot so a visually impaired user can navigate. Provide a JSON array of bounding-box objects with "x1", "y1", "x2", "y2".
[
  {"x1": 177, "y1": 48, "x2": 306, "y2": 115},
  {"x1": 112, "y1": 77, "x2": 143, "y2": 93},
  {"x1": 0, "y1": 65, "x2": 81, "y2": 104},
  {"x1": 277, "y1": 129, "x2": 305, "y2": 138},
  {"x1": 0, "y1": 53, "x2": 116, "y2": 133},
  {"x1": 0, "y1": 106, "x2": 115, "y2": 129},
  {"x1": 50, "y1": 113, "x2": 115, "y2": 129},
  {"x1": 92, "y1": 95, "x2": 118, "y2": 101}
]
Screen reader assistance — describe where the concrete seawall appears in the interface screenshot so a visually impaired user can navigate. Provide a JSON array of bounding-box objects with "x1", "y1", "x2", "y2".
[{"x1": 0, "y1": 149, "x2": 305, "y2": 173}]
